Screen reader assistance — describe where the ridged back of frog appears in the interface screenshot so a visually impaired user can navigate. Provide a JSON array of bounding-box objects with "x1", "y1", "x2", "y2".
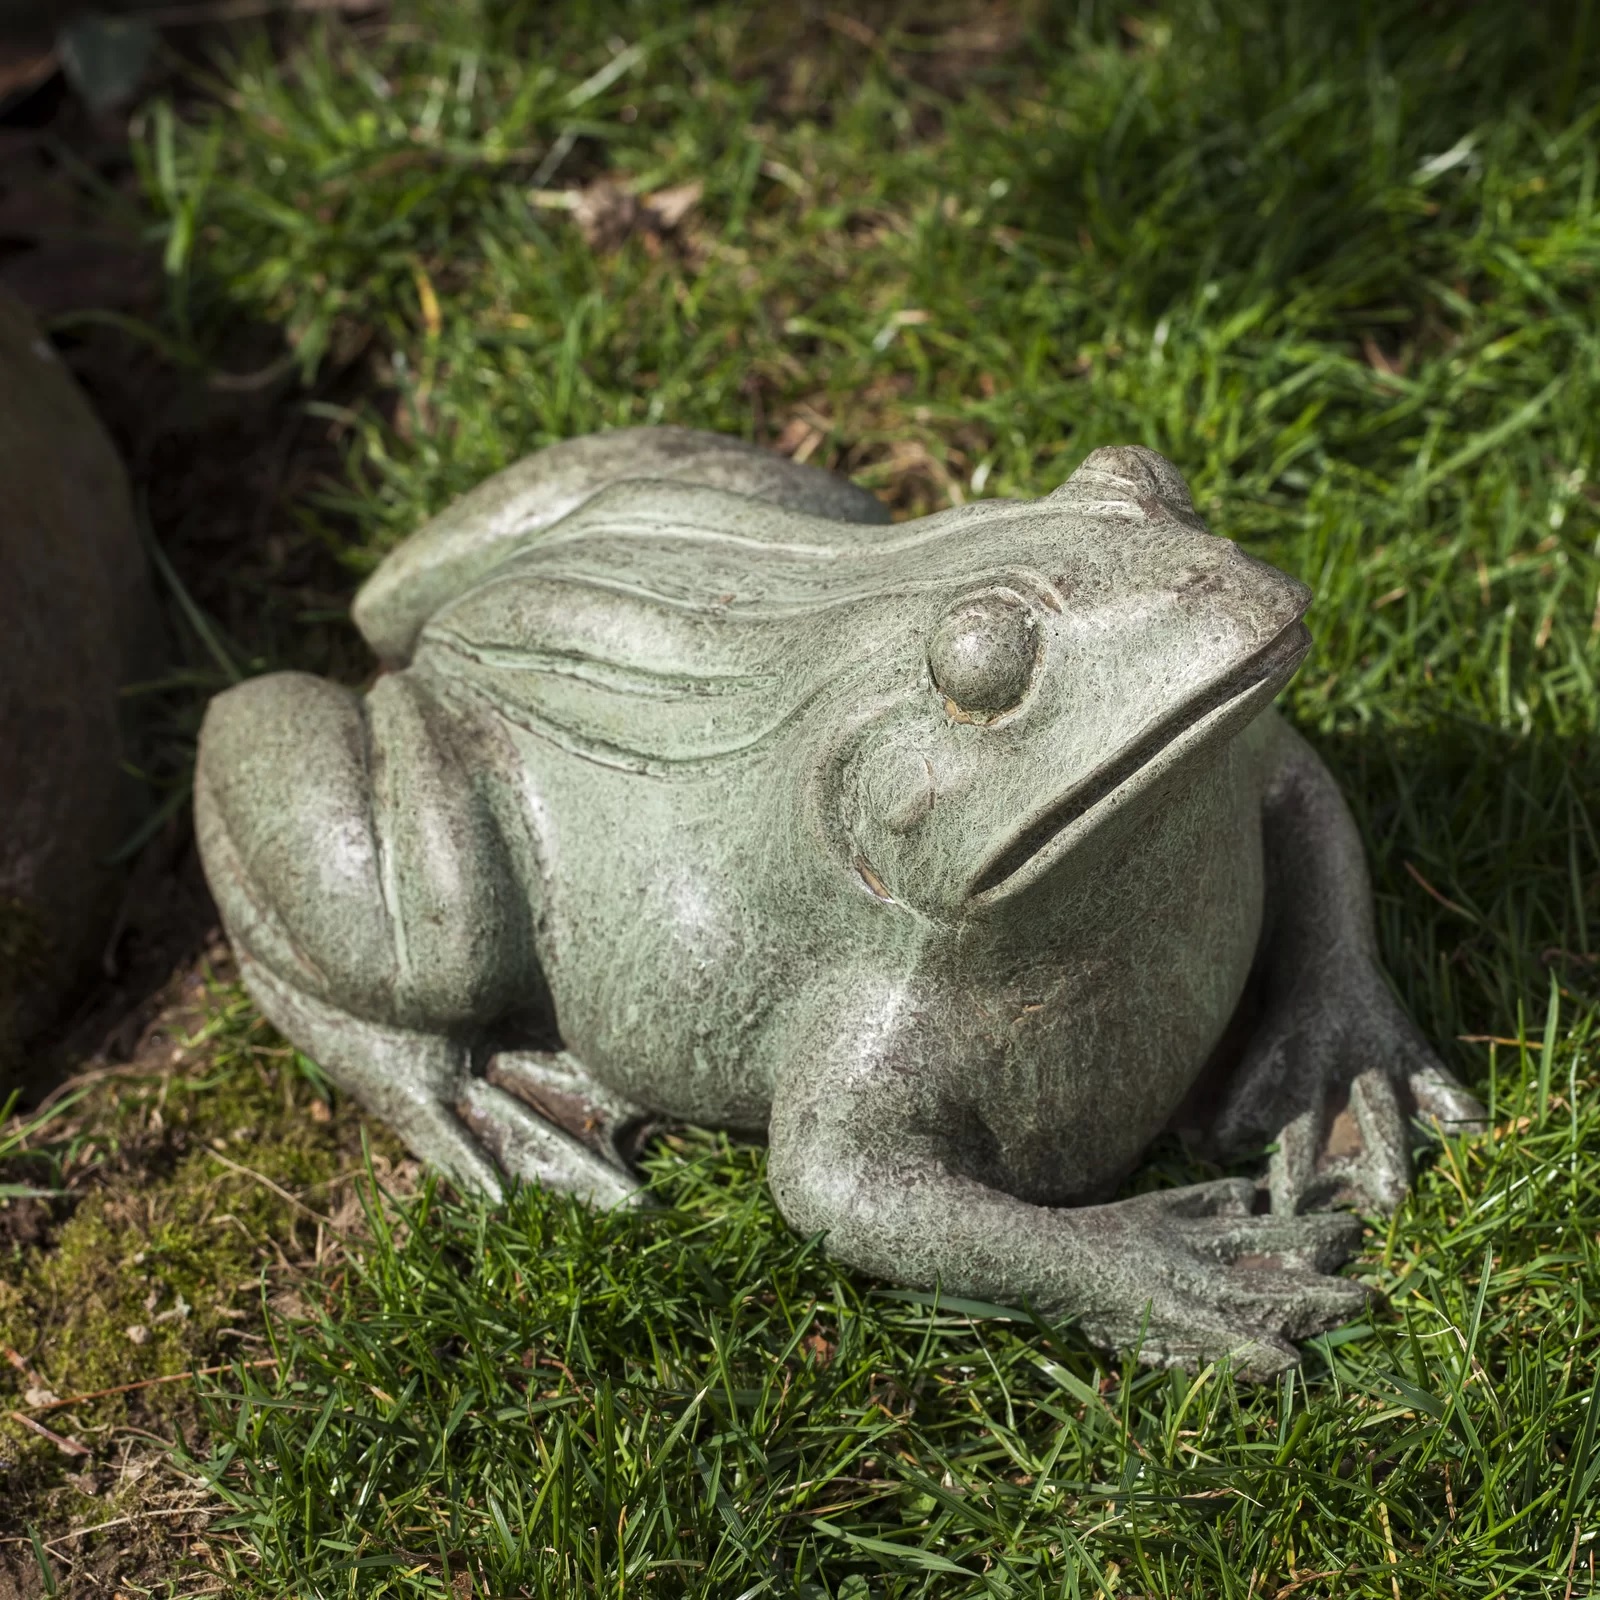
[{"x1": 407, "y1": 480, "x2": 1049, "y2": 775}]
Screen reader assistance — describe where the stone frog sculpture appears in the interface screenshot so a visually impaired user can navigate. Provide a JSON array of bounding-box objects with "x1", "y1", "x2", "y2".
[{"x1": 195, "y1": 427, "x2": 1485, "y2": 1376}]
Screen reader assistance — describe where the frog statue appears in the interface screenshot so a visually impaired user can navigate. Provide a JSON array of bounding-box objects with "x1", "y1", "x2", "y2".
[{"x1": 194, "y1": 428, "x2": 1484, "y2": 1376}]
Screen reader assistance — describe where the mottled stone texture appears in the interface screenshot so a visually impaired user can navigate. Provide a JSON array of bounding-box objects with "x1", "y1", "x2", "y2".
[
  {"x1": 196, "y1": 428, "x2": 1484, "y2": 1375},
  {"x1": 0, "y1": 288, "x2": 156, "y2": 1080}
]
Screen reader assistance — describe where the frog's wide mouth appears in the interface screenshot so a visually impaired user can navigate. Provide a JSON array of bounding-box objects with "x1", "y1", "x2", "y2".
[{"x1": 968, "y1": 618, "x2": 1311, "y2": 902}]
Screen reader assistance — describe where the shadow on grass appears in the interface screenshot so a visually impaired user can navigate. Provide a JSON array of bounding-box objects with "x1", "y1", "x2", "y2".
[{"x1": 1313, "y1": 718, "x2": 1599, "y2": 1064}]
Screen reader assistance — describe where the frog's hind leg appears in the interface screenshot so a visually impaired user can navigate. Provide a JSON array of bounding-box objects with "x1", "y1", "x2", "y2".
[
  {"x1": 241, "y1": 955, "x2": 644, "y2": 1208},
  {"x1": 240, "y1": 956, "x2": 644, "y2": 1209},
  {"x1": 480, "y1": 1050, "x2": 655, "y2": 1176},
  {"x1": 196, "y1": 668, "x2": 643, "y2": 1209}
]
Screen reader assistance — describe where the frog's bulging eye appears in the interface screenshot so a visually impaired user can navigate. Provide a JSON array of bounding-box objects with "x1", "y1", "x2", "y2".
[{"x1": 928, "y1": 591, "x2": 1039, "y2": 721}]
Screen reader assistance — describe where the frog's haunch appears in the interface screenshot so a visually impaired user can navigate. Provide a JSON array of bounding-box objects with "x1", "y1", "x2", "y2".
[{"x1": 196, "y1": 669, "x2": 537, "y2": 1036}]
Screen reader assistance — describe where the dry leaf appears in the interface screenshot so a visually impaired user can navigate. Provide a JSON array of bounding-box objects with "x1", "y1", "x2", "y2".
[
  {"x1": 801, "y1": 1329, "x2": 837, "y2": 1366},
  {"x1": 571, "y1": 178, "x2": 640, "y2": 252},
  {"x1": 567, "y1": 175, "x2": 703, "y2": 253},
  {"x1": 644, "y1": 180, "x2": 702, "y2": 229},
  {"x1": 775, "y1": 416, "x2": 825, "y2": 463}
]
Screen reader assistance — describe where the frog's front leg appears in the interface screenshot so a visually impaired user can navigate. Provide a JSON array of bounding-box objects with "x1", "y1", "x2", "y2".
[
  {"x1": 194, "y1": 670, "x2": 642, "y2": 1208},
  {"x1": 1211, "y1": 713, "x2": 1486, "y2": 1214},
  {"x1": 767, "y1": 986, "x2": 1369, "y2": 1377}
]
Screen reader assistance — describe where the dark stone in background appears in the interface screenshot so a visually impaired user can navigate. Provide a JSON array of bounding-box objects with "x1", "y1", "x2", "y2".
[
  {"x1": 0, "y1": 283, "x2": 161, "y2": 1085},
  {"x1": 0, "y1": 1, "x2": 384, "y2": 1098}
]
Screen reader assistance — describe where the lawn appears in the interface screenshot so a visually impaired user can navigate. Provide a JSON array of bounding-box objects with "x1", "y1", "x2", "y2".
[{"x1": 4, "y1": 0, "x2": 1600, "y2": 1593}]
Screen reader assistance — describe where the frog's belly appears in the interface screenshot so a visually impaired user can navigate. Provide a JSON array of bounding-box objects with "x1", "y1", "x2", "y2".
[
  {"x1": 522, "y1": 724, "x2": 1265, "y2": 1193},
  {"x1": 516, "y1": 746, "x2": 798, "y2": 1132},
  {"x1": 957, "y1": 750, "x2": 1266, "y2": 1204}
]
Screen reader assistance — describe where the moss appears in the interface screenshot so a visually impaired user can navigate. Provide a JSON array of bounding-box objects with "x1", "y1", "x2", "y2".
[{"x1": 0, "y1": 968, "x2": 406, "y2": 1559}]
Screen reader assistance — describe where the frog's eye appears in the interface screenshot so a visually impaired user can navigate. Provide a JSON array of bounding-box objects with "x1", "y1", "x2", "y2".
[{"x1": 927, "y1": 590, "x2": 1039, "y2": 721}]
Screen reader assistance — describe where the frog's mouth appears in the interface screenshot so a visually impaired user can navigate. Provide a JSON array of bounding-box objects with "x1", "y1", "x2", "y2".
[{"x1": 968, "y1": 618, "x2": 1311, "y2": 903}]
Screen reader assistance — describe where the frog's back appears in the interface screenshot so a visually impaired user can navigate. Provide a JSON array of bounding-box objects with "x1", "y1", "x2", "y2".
[
  {"x1": 351, "y1": 426, "x2": 892, "y2": 667},
  {"x1": 395, "y1": 473, "x2": 924, "y2": 778}
]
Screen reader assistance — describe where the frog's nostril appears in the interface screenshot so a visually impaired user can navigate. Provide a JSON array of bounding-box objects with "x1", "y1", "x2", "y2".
[{"x1": 1172, "y1": 565, "x2": 1231, "y2": 601}]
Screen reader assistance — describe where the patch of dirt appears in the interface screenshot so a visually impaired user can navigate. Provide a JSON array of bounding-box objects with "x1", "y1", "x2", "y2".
[
  {"x1": 1, "y1": 14, "x2": 385, "y2": 1111},
  {"x1": 739, "y1": 0, "x2": 1046, "y2": 120},
  {"x1": 0, "y1": 1197, "x2": 53, "y2": 1256},
  {"x1": 551, "y1": 174, "x2": 705, "y2": 255},
  {"x1": 0, "y1": 1467, "x2": 218, "y2": 1600},
  {"x1": 0, "y1": 953, "x2": 419, "y2": 1595}
]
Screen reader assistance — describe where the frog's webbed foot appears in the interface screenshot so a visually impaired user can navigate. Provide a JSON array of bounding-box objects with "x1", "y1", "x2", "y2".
[
  {"x1": 479, "y1": 1049, "x2": 656, "y2": 1182},
  {"x1": 1075, "y1": 1180, "x2": 1369, "y2": 1377},
  {"x1": 1213, "y1": 968, "x2": 1486, "y2": 1216},
  {"x1": 456, "y1": 1071, "x2": 647, "y2": 1209}
]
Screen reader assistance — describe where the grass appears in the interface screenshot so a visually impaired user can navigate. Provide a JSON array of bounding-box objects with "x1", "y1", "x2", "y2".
[
  {"x1": 191, "y1": 1082, "x2": 1598, "y2": 1599},
  {"x1": 5, "y1": 0, "x2": 1600, "y2": 1591}
]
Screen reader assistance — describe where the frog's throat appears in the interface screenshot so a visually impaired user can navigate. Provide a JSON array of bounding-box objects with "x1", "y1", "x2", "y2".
[{"x1": 968, "y1": 617, "x2": 1312, "y2": 902}]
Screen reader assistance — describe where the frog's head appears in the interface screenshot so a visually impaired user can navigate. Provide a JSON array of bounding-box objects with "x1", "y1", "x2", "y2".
[
  {"x1": 826, "y1": 446, "x2": 1311, "y2": 918},
  {"x1": 410, "y1": 444, "x2": 1307, "y2": 924}
]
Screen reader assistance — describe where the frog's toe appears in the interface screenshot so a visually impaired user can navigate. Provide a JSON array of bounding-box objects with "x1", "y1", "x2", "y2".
[
  {"x1": 383, "y1": 1096, "x2": 506, "y2": 1202},
  {"x1": 1146, "y1": 1177, "x2": 1259, "y2": 1219},
  {"x1": 1127, "y1": 1177, "x2": 1366, "y2": 1268},
  {"x1": 1120, "y1": 1317, "x2": 1300, "y2": 1381},
  {"x1": 1267, "y1": 1071, "x2": 1413, "y2": 1218},
  {"x1": 1347, "y1": 1069, "x2": 1413, "y2": 1211},
  {"x1": 1224, "y1": 1336, "x2": 1302, "y2": 1383},
  {"x1": 455, "y1": 1078, "x2": 648, "y2": 1210},
  {"x1": 1408, "y1": 1061, "x2": 1488, "y2": 1137},
  {"x1": 1211, "y1": 1265, "x2": 1372, "y2": 1342},
  {"x1": 1180, "y1": 1204, "x2": 1364, "y2": 1275}
]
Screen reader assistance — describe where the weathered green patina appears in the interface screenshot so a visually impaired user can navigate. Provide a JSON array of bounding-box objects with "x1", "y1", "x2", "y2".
[{"x1": 194, "y1": 429, "x2": 1484, "y2": 1376}]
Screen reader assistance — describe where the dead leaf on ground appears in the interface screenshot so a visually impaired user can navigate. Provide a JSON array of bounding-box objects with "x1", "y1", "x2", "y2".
[
  {"x1": 774, "y1": 415, "x2": 825, "y2": 463},
  {"x1": 800, "y1": 1327, "x2": 837, "y2": 1366},
  {"x1": 548, "y1": 176, "x2": 705, "y2": 254},
  {"x1": 646, "y1": 182, "x2": 702, "y2": 230}
]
